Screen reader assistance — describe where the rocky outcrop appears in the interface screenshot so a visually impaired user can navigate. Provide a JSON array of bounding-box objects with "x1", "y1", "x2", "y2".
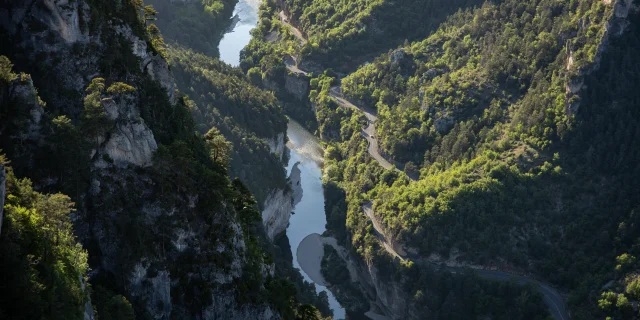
[
  {"x1": 390, "y1": 49, "x2": 407, "y2": 65},
  {"x1": 565, "y1": 0, "x2": 636, "y2": 113},
  {"x1": 0, "y1": 164, "x2": 5, "y2": 235},
  {"x1": 261, "y1": 162, "x2": 303, "y2": 239},
  {"x1": 285, "y1": 72, "x2": 310, "y2": 101},
  {"x1": 92, "y1": 95, "x2": 157, "y2": 168},
  {"x1": 363, "y1": 263, "x2": 416, "y2": 319},
  {"x1": 0, "y1": 74, "x2": 45, "y2": 171},
  {"x1": 434, "y1": 114, "x2": 454, "y2": 134},
  {"x1": 115, "y1": 26, "x2": 176, "y2": 104},
  {"x1": 268, "y1": 132, "x2": 286, "y2": 160},
  {"x1": 202, "y1": 292, "x2": 278, "y2": 320}
]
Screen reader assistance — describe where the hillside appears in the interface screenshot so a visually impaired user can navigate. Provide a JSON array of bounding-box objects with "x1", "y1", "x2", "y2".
[
  {"x1": 0, "y1": 1, "x2": 327, "y2": 319},
  {"x1": 244, "y1": 0, "x2": 640, "y2": 318}
]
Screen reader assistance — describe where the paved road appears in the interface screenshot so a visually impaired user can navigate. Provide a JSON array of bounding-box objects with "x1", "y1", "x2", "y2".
[
  {"x1": 361, "y1": 201, "x2": 570, "y2": 320},
  {"x1": 329, "y1": 87, "x2": 397, "y2": 171},
  {"x1": 279, "y1": 11, "x2": 307, "y2": 44},
  {"x1": 278, "y1": 13, "x2": 569, "y2": 320},
  {"x1": 284, "y1": 56, "x2": 308, "y2": 76}
]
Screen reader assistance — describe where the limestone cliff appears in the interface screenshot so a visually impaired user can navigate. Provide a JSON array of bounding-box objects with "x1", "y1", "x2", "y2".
[
  {"x1": 0, "y1": 1, "x2": 287, "y2": 319},
  {"x1": 268, "y1": 132, "x2": 286, "y2": 161},
  {"x1": 284, "y1": 72, "x2": 310, "y2": 101},
  {"x1": 262, "y1": 162, "x2": 303, "y2": 239},
  {"x1": 94, "y1": 95, "x2": 157, "y2": 168}
]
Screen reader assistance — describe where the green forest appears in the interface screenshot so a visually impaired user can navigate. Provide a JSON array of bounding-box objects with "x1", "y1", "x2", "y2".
[
  {"x1": 3, "y1": 0, "x2": 640, "y2": 319},
  {"x1": 249, "y1": 0, "x2": 640, "y2": 318}
]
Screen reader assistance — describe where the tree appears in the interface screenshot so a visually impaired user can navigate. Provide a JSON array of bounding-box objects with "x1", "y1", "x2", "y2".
[
  {"x1": 625, "y1": 277, "x2": 640, "y2": 300},
  {"x1": 598, "y1": 291, "x2": 617, "y2": 312},
  {"x1": 204, "y1": 127, "x2": 232, "y2": 166},
  {"x1": 106, "y1": 82, "x2": 136, "y2": 95},
  {"x1": 616, "y1": 294, "x2": 631, "y2": 315},
  {"x1": 143, "y1": 5, "x2": 158, "y2": 22},
  {"x1": 297, "y1": 304, "x2": 322, "y2": 320},
  {"x1": 82, "y1": 78, "x2": 112, "y2": 143},
  {"x1": 49, "y1": 115, "x2": 90, "y2": 198},
  {"x1": 102, "y1": 295, "x2": 135, "y2": 320}
]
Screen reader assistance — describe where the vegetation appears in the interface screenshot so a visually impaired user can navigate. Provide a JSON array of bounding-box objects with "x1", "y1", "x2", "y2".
[
  {"x1": 0, "y1": 168, "x2": 89, "y2": 320},
  {"x1": 0, "y1": 0, "x2": 328, "y2": 318},
  {"x1": 281, "y1": 0, "x2": 486, "y2": 69},
  {"x1": 167, "y1": 45, "x2": 289, "y2": 204},
  {"x1": 320, "y1": 244, "x2": 368, "y2": 314},
  {"x1": 271, "y1": 234, "x2": 333, "y2": 318},
  {"x1": 146, "y1": 0, "x2": 236, "y2": 57},
  {"x1": 307, "y1": 0, "x2": 640, "y2": 318}
]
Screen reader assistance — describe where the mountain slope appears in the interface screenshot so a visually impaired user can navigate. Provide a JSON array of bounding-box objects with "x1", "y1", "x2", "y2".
[{"x1": 0, "y1": 1, "x2": 326, "y2": 319}]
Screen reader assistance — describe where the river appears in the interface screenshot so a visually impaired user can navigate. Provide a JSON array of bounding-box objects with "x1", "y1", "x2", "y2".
[
  {"x1": 218, "y1": 0, "x2": 259, "y2": 66},
  {"x1": 218, "y1": 1, "x2": 347, "y2": 318},
  {"x1": 285, "y1": 121, "x2": 346, "y2": 319}
]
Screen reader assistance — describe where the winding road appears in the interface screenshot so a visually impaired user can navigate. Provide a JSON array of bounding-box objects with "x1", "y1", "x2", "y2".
[
  {"x1": 362, "y1": 202, "x2": 569, "y2": 320},
  {"x1": 278, "y1": 12, "x2": 569, "y2": 320}
]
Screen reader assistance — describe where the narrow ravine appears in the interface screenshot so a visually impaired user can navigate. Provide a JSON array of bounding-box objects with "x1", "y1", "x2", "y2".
[{"x1": 218, "y1": 2, "x2": 347, "y2": 319}]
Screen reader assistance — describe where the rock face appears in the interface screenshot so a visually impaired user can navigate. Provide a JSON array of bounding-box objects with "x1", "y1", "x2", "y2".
[
  {"x1": 390, "y1": 49, "x2": 407, "y2": 65},
  {"x1": 0, "y1": 164, "x2": 5, "y2": 235},
  {"x1": 202, "y1": 293, "x2": 278, "y2": 320},
  {"x1": 262, "y1": 162, "x2": 303, "y2": 239},
  {"x1": 0, "y1": 2, "x2": 284, "y2": 319},
  {"x1": 115, "y1": 26, "x2": 176, "y2": 104},
  {"x1": 434, "y1": 115, "x2": 454, "y2": 134},
  {"x1": 268, "y1": 132, "x2": 286, "y2": 160},
  {"x1": 285, "y1": 72, "x2": 310, "y2": 101},
  {"x1": 565, "y1": 0, "x2": 635, "y2": 113},
  {"x1": 94, "y1": 96, "x2": 158, "y2": 168},
  {"x1": 0, "y1": 0, "x2": 90, "y2": 44},
  {"x1": 0, "y1": 75, "x2": 46, "y2": 171}
]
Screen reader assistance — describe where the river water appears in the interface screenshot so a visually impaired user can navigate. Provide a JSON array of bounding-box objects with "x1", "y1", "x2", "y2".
[
  {"x1": 286, "y1": 121, "x2": 346, "y2": 319},
  {"x1": 218, "y1": 1, "x2": 347, "y2": 318},
  {"x1": 218, "y1": 0, "x2": 259, "y2": 66}
]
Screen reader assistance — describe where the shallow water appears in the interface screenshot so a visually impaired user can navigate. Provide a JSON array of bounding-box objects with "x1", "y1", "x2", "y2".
[{"x1": 286, "y1": 121, "x2": 346, "y2": 319}]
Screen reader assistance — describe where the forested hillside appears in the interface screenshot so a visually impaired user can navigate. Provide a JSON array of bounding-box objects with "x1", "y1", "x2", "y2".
[
  {"x1": 281, "y1": 0, "x2": 485, "y2": 68},
  {"x1": 248, "y1": 0, "x2": 640, "y2": 318},
  {"x1": 146, "y1": 0, "x2": 236, "y2": 57},
  {"x1": 167, "y1": 45, "x2": 288, "y2": 204},
  {"x1": 0, "y1": 0, "x2": 327, "y2": 319},
  {"x1": 147, "y1": 0, "x2": 291, "y2": 206}
]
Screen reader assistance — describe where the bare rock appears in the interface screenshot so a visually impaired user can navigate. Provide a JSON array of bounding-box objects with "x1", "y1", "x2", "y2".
[
  {"x1": 115, "y1": 25, "x2": 176, "y2": 104},
  {"x1": 390, "y1": 49, "x2": 407, "y2": 65},
  {"x1": 95, "y1": 95, "x2": 158, "y2": 168},
  {"x1": 285, "y1": 72, "x2": 310, "y2": 101},
  {"x1": 268, "y1": 132, "x2": 286, "y2": 160},
  {"x1": 261, "y1": 162, "x2": 302, "y2": 239},
  {"x1": 434, "y1": 115, "x2": 455, "y2": 134}
]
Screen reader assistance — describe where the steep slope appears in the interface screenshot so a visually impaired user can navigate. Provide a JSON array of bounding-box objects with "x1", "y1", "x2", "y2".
[
  {"x1": 145, "y1": 0, "x2": 295, "y2": 239},
  {"x1": 277, "y1": 0, "x2": 485, "y2": 69},
  {"x1": 239, "y1": 0, "x2": 640, "y2": 318},
  {"x1": 0, "y1": 1, "x2": 326, "y2": 319},
  {"x1": 318, "y1": 0, "x2": 640, "y2": 318},
  {"x1": 146, "y1": 0, "x2": 237, "y2": 57}
]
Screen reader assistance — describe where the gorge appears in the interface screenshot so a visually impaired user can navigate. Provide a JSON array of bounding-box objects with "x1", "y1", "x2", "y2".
[{"x1": 2, "y1": 0, "x2": 640, "y2": 320}]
